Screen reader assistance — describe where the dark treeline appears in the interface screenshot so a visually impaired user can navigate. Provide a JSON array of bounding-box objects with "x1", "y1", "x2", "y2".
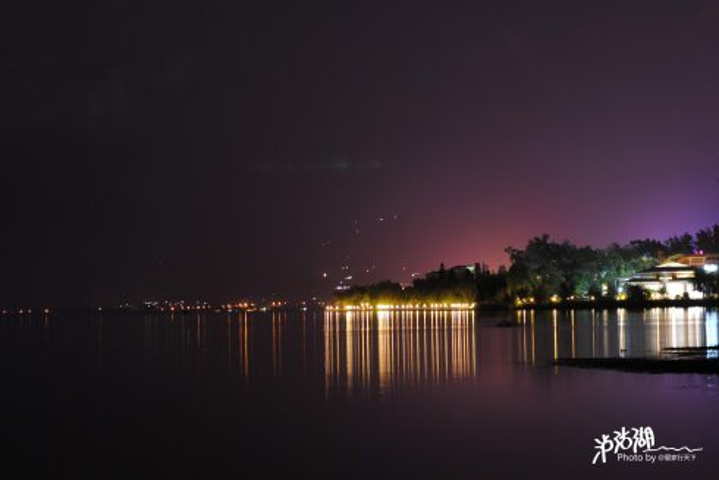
[
  {"x1": 506, "y1": 225, "x2": 719, "y2": 302},
  {"x1": 335, "y1": 264, "x2": 481, "y2": 306},
  {"x1": 334, "y1": 225, "x2": 719, "y2": 306}
]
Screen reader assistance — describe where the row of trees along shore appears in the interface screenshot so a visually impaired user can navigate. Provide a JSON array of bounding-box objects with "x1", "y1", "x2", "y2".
[{"x1": 334, "y1": 224, "x2": 719, "y2": 306}]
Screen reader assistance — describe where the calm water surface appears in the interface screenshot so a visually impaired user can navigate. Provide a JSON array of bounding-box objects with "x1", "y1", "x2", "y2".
[{"x1": 1, "y1": 308, "x2": 717, "y2": 479}]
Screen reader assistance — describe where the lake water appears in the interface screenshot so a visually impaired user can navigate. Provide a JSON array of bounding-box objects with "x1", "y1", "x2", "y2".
[{"x1": 1, "y1": 308, "x2": 717, "y2": 479}]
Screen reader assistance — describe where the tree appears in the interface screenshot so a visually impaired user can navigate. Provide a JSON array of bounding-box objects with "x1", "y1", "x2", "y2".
[
  {"x1": 475, "y1": 264, "x2": 508, "y2": 303},
  {"x1": 695, "y1": 225, "x2": 719, "y2": 253},
  {"x1": 626, "y1": 285, "x2": 649, "y2": 303},
  {"x1": 694, "y1": 269, "x2": 719, "y2": 298},
  {"x1": 628, "y1": 238, "x2": 665, "y2": 260},
  {"x1": 505, "y1": 234, "x2": 665, "y2": 302},
  {"x1": 505, "y1": 235, "x2": 585, "y2": 301},
  {"x1": 665, "y1": 233, "x2": 694, "y2": 255}
]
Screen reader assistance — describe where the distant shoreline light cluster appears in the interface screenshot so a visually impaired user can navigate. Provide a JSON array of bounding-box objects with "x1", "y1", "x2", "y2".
[{"x1": 325, "y1": 303, "x2": 477, "y2": 312}]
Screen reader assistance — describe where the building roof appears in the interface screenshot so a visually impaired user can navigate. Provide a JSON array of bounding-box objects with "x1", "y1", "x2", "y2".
[
  {"x1": 641, "y1": 262, "x2": 695, "y2": 273},
  {"x1": 625, "y1": 261, "x2": 697, "y2": 285}
]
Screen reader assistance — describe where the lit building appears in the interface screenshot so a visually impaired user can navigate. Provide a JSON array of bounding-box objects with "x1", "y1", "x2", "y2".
[
  {"x1": 624, "y1": 254, "x2": 718, "y2": 300},
  {"x1": 676, "y1": 253, "x2": 719, "y2": 270},
  {"x1": 625, "y1": 262, "x2": 701, "y2": 299}
]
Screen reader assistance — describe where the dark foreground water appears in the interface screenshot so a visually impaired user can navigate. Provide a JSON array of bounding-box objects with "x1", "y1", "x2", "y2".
[{"x1": 1, "y1": 308, "x2": 718, "y2": 479}]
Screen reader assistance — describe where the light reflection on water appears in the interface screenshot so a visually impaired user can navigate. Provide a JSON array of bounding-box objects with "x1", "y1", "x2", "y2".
[
  {"x1": 513, "y1": 307, "x2": 718, "y2": 365},
  {"x1": 2, "y1": 307, "x2": 719, "y2": 477},
  {"x1": 317, "y1": 307, "x2": 719, "y2": 394},
  {"x1": 2, "y1": 307, "x2": 718, "y2": 392},
  {"x1": 323, "y1": 310, "x2": 476, "y2": 395}
]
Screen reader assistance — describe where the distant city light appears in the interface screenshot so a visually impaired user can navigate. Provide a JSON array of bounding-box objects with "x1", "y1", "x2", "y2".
[{"x1": 326, "y1": 303, "x2": 476, "y2": 312}]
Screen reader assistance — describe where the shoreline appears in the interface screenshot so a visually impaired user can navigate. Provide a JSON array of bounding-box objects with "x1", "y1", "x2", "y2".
[
  {"x1": 331, "y1": 298, "x2": 719, "y2": 312},
  {"x1": 512, "y1": 298, "x2": 719, "y2": 311},
  {"x1": 556, "y1": 356, "x2": 719, "y2": 374},
  {"x1": 3, "y1": 299, "x2": 718, "y2": 316}
]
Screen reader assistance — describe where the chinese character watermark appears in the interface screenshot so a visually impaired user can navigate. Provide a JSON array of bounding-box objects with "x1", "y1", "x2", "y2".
[{"x1": 592, "y1": 426, "x2": 702, "y2": 465}]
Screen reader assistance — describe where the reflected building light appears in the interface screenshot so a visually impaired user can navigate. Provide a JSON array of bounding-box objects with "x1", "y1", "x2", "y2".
[
  {"x1": 706, "y1": 311, "x2": 718, "y2": 359},
  {"x1": 346, "y1": 312, "x2": 353, "y2": 392},
  {"x1": 618, "y1": 308, "x2": 626, "y2": 357},
  {"x1": 602, "y1": 310, "x2": 610, "y2": 358},
  {"x1": 552, "y1": 310, "x2": 559, "y2": 362},
  {"x1": 239, "y1": 313, "x2": 250, "y2": 377},
  {"x1": 690, "y1": 307, "x2": 704, "y2": 348},
  {"x1": 327, "y1": 303, "x2": 476, "y2": 312},
  {"x1": 530, "y1": 310, "x2": 536, "y2": 365},
  {"x1": 670, "y1": 309, "x2": 679, "y2": 349},
  {"x1": 591, "y1": 311, "x2": 596, "y2": 358},
  {"x1": 324, "y1": 310, "x2": 476, "y2": 396},
  {"x1": 272, "y1": 312, "x2": 283, "y2": 376},
  {"x1": 196, "y1": 314, "x2": 201, "y2": 348},
  {"x1": 570, "y1": 310, "x2": 576, "y2": 359},
  {"x1": 376, "y1": 310, "x2": 392, "y2": 391},
  {"x1": 656, "y1": 310, "x2": 661, "y2": 354},
  {"x1": 518, "y1": 310, "x2": 527, "y2": 364}
]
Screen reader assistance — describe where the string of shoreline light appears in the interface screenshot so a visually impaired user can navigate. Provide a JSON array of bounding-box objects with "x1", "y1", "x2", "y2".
[{"x1": 326, "y1": 303, "x2": 476, "y2": 311}]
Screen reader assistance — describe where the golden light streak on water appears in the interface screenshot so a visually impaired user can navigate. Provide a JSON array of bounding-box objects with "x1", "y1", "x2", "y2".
[
  {"x1": 323, "y1": 310, "x2": 477, "y2": 396},
  {"x1": 618, "y1": 308, "x2": 625, "y2": 357},
  {"x1": 530, "y1": 310, "x2": 536, "y2": 365},
  {"x1": 552, "y1": 309, "x2": 558, "y2": 362},
  {"x1": 591, "y1": 310, "x2": 596, "y2": 358},
  {"x1": 570, "y1": 310, "x2": 576, "y2": 359}
]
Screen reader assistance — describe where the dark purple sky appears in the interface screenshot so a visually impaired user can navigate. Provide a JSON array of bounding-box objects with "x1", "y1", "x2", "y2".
[{"x1": 2, "y1": 0, "x2": 718, "y2": 305}]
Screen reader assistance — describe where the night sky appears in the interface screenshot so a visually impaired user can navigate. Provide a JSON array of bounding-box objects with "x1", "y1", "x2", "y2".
[{"x1": 2, "y1": 0, "x2": 718, "y2": 306}]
